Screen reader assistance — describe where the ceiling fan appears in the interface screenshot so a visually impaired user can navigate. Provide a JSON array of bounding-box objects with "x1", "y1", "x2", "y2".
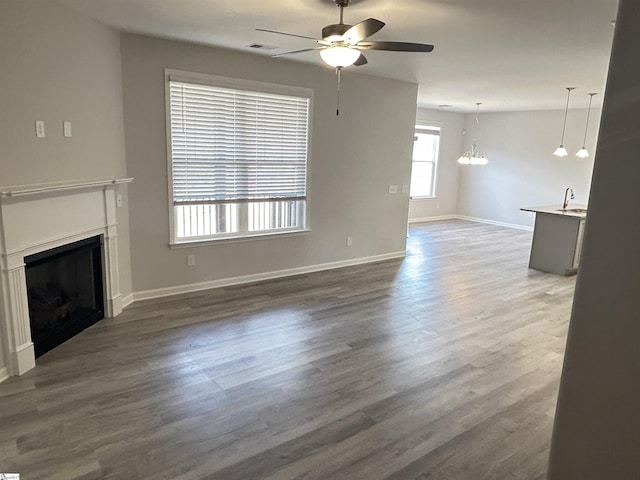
[{"x1": 257, "y1": 0, "x2": 435, "y2": 114}]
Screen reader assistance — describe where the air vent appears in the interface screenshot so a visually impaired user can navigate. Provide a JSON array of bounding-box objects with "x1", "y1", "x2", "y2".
[{"x1": 247, "y1": 43, "x2": 278, "y2": 50}]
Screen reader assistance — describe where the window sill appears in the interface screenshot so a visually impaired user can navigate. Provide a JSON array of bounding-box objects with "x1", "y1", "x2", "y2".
[
  {"x1": 410, "y1": 195, "x2": 437, "y2": 200},
  {"x1": 170, "y1": 228, "x2": 311, "y2": 249}
]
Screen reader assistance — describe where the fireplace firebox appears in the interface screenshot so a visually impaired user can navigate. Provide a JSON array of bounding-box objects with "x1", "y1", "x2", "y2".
[{"x1": 25, "y1": 236, "x2": 104, "y2": 357}]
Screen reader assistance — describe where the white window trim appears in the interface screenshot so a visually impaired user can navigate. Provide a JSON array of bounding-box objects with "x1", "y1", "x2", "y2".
[
  {"x1": 410, "y1": 121, "x2": 442, "y2": 199},
  {"x1": 169, "y1": 228, "x2": 312, "y2": 249},
  {"x1": 164, "y1": 69, "x2": 314, "y2": 245}
]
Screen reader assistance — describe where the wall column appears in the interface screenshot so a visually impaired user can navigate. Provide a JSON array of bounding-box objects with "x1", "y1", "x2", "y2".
[{"x1": 548, "y1": 0, "x2": 640, "y2": 477}]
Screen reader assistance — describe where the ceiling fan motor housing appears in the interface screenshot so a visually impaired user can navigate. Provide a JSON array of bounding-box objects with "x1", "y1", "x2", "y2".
[{"x1": 322, "y1": 23, "x2": 352, "y2": 41}]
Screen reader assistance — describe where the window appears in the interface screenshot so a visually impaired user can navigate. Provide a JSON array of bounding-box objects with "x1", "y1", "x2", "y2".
[
  {"x1": 410, "y1": 124, "x2": 440, "y2": 198},
  {"x1": 166, "y1": 70, "x2": 312, "y2": 243}
]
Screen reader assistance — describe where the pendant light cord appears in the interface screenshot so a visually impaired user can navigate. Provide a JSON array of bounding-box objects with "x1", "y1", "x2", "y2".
[
  {"x1": 581, "y1": 93, "x2": 597, "y2": 146},
  {"x1": 474, "y1": 103, "x2": 481, "y2": 145},
  {"x1": 336, "y1": 67, "x2": 342, "y2": 116},
  {"x1": 560, "y1": 87, "x2": 575, "y2": 144}
]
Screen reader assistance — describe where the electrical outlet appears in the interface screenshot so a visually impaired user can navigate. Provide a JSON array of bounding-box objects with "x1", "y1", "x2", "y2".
[
  {"x1": 186, "y1": 254, "x2": 195, "y2": 267},
  {"x1": 401, "y1": 185, "x2": 409, "y2": 194},
  {"x1": 346, "y1": 236, "x2": 353, "y2": 247}
]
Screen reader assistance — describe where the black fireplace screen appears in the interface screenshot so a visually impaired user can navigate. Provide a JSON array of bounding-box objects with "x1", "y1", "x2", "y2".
[{"x1": 25, "y1": 236, "x2": 104, "y2": 357}]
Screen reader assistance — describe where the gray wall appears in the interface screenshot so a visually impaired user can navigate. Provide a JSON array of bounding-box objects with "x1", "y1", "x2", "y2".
[
  {"x1": 548, "y1": 0, "x2": 640, "y2": 476},
  {"x1": 457, "y1": 109, "x2": 600, "y2": 227},
  {"x1": 0, "y1": 2, "x2": 132, "y2": 294},
  {"x1": 408, "y1": 108, "x2": 465, "y2": 220},
  {"x1": 120, "y1": 33, "x2": 418, "y2": 294}
]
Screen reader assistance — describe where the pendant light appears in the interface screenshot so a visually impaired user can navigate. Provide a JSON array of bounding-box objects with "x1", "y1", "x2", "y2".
[
  {"x1": 458, "y1": 103, "x2": 488, "y2": 165},
  {"x1": 576, "y1": 93, "x2": 597, "y2": 158},
  {"x1": 553, "y1": 87, "x2": 575, "y2": 157}
]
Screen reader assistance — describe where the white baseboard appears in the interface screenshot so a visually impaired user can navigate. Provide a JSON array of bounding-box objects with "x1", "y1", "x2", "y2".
[
  {"x1": 132, "y1": 251, "x2": 406, "y2": 302},
  {"x1": 0, "y1": 366, "x2": 8, "y2": 384},
  {"x1": 121, "y1": 293, "x2": 134, "y2": 309},
  {"x1": 408, "y1": 215, "x2": 458, "y2": 224},
  {"x1": 409, "y1": 214, "x2": 532, "y2": 231},
  {"x1": 457, "y1": 215, "x2": 533, "y2": 232},
  {"x1": 128, "y1": 217, "x2": 529, "y2": 305}
]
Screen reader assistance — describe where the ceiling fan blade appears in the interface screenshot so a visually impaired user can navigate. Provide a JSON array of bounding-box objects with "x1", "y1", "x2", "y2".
[
  {"x1": 356, "y1": 41, "x2": 435, "y2": 52},
  {"x1": 343, "y1": 18, "x2": 385, "y2": 44},
  {"x1": 353, "y1": 53, "x2": 368, "y2": 66},
  {"x1": 256, "y1": 28, "x2": 318, "y2": 41},
  {"x1": 271, "y1": 47, "x2": 325, "y2": 58}
]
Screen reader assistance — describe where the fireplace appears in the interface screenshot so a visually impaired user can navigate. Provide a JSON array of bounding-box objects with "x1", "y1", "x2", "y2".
[
  {"x1": 0, "y1": 177, "x2": 132, "y2": 380},
  {"x1": 25, "y1": 236, "x2": 104, "y2": 357}
]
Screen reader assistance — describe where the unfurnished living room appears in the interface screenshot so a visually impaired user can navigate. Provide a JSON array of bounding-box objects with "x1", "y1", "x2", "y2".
[{"x1": 1, "y1": 0, "x2": 639, "y2": 479}]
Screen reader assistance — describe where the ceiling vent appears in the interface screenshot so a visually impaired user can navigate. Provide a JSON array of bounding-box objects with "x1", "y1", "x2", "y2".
[{"x1": 247, "y1": 43, "x2": 278, "y2": 50}]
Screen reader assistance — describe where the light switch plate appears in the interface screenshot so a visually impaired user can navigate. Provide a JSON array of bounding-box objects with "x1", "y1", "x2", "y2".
[
  {"x1": 63, "y1": 121, "x2": 72, "y2": 138},
  {"x1": 401, "y1": 185, "x2": 409, "y2": 194},
  {"x1": 35, "y1": 120, "x2": 46, "y2": 138},
  {"x1": 388, "y1": 185, "x2": 398, "y2": 194}
]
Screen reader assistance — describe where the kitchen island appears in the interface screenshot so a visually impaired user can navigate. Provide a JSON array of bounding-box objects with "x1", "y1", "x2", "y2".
[{"x1": 520, "y1": 205, "x2": 587, "y2": 276}]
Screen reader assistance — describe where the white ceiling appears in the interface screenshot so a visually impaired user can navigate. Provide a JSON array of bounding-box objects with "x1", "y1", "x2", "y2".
[{"x1": 55, "y1": 0, "x2": 619, "y2": 112}]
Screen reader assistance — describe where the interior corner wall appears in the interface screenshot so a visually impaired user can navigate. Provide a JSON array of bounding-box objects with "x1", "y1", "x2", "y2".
[
  {"x1": 408, "y1": 107, "x2": 465, "y2": 221},
  {"x1": 456, "y1": 108, "x2": 601, "y2": 228},
  {"x1": 119, "y1": 33, "x2": 418, "y2": 295},
  {"x1": 0, "y1": 1, "x2": 133, "y2": 297}
]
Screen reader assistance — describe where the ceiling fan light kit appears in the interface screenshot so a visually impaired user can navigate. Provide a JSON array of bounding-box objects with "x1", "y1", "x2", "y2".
[
  {"x1": 320, "y1": 46, "x2": 361, "y2": 67},
  {"x1": 258, "y1": 0, "x2": 434, "y2": 115}
]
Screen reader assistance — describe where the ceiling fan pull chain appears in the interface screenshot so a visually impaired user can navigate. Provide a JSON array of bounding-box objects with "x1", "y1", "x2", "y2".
[{"x1": 336, "y1": 67, "x2": 342, "y2": 116}]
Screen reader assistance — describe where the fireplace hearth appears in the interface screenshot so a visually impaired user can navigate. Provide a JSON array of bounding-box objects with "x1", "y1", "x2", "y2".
[{"x1": 25, "y1": 236, "x2": 104, "y2": 357}]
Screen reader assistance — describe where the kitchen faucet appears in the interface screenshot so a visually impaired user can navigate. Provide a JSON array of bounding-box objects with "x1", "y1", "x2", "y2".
[{"x1": 563, "y1": 187, "x2": 575, "y2": 210}]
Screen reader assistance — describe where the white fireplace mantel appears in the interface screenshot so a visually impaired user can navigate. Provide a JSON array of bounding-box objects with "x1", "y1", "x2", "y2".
[{"x1": 0, "y1": 177, "x2": 132, "y2": 380}]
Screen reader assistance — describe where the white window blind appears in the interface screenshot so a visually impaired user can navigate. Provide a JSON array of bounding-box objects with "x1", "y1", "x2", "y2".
[
  {"x1": 167, "y1": 73, "x2": 311, "y2": 243},
  {"x1": 169, "y1": 81, "x2": 310, "y2": 206}
]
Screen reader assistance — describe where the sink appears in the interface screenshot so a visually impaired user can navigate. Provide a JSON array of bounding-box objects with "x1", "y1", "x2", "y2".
[{"x1": 557, "y1": 208, "x2": 587, "y2": 213}]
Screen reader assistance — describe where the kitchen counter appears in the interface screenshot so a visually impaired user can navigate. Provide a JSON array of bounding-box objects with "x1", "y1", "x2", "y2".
[
  {"x1": 521, "y1": 205, "x2": 587, "y2": 276},
  {"x1": 521, "y1": 204, "x2": 588, "y2": 218}
]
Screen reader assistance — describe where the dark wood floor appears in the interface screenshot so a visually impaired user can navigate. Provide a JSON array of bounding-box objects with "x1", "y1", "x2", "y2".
[{"x1": 0, "y1": 220, "x2": 575, "y2": 480}]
